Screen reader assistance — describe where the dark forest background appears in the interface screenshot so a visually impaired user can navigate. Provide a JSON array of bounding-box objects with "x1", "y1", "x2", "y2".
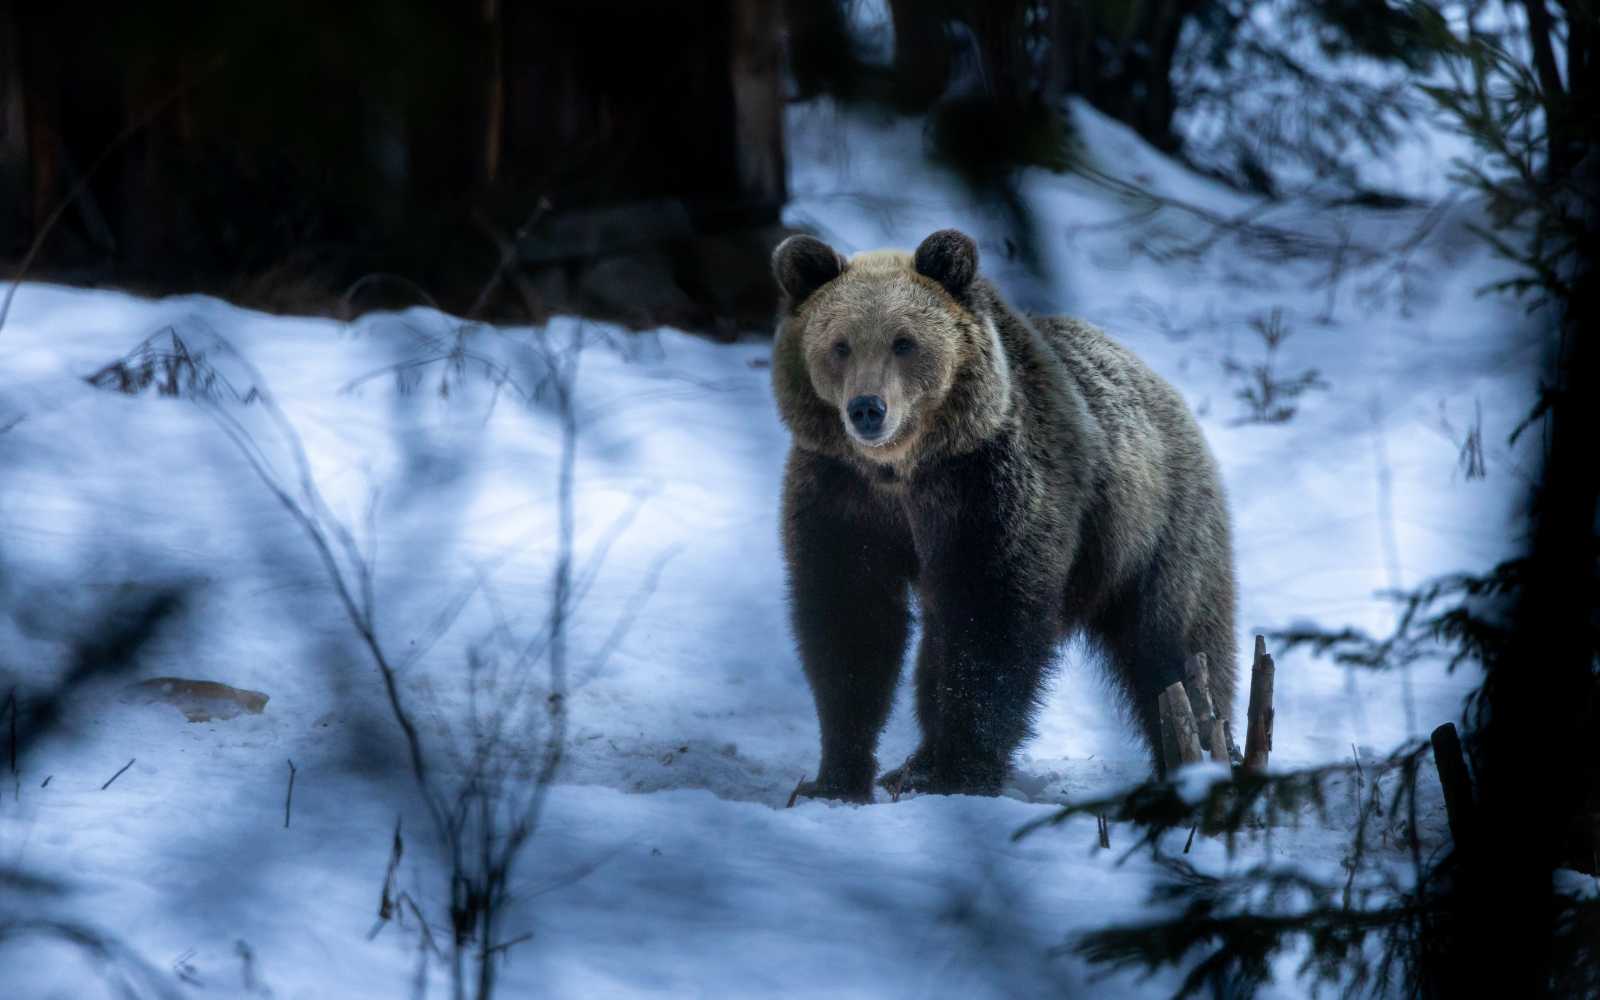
[{"x1": 0, "y1": 2, "x2": 1524, "y2": 333}]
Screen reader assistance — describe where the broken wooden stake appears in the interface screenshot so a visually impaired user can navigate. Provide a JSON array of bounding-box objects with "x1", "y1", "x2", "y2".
[
  {"x1": 1096, "y1": 813, "x2": 1110, "y2": 849},
  {"x1": 1210, "y1": 719, "x2": 1234, "y2": 766},
  {"x1": 1182, "y1": 653, "x2": 1217, "y2": 753},
  {"x1": 1430, "y1": 722, "x2": 1475, "y2": 848},
  {"x1": 1159, "y1": 681, "x2": 1205, "y2": 771},
  {"x1": 1158, "y1": 690, "x2": 1177, "y2": 772},
  {"x1": 1244, "y1": 636, "x2": 1276, "y2": 772}
]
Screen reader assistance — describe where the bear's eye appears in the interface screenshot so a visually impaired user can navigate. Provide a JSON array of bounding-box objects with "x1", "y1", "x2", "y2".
[
  {"x1": 892, "y1": 337, "x2": 916, "y2": 356},
  {"x1": 831, "y1": 341, "x2": 851, "y2": 360}
]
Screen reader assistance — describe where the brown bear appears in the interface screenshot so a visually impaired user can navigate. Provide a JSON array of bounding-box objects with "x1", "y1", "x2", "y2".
[{"x1": 771, "y1": 229, "x2": 1237, "y2": 801}]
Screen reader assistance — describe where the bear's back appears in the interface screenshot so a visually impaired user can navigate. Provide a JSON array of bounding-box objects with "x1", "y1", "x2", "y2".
[
  {"x1": 1028, "y1": 314, "x2": 1211, "y2": 476},
  {"x1": 1018, "y1": 313, "x2": 1226, "y2": 599}
]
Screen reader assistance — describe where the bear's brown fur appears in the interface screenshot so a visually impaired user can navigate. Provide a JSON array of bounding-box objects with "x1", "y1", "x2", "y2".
[{"x1": 772, "y1": 229, "x2": 1236, "y2": 800}]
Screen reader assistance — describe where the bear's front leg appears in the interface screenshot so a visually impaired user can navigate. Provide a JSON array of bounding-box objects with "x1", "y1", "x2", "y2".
[
  {"x1": 911, "y1": 591, "x2": 1058, "y2": 796},
  {"x1": 874, "y1": 638, "x2": 950, "y2": 795},
  {"x1": 900, "y1": 452, "x2": 1064, "y2": 796},
  {"x1": 783, "y1": 451, "x2": 916, "y2": 802}
]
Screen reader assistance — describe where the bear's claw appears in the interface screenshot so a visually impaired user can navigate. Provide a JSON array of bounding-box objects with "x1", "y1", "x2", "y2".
[
  {"x1": 877, "y1": 754, "x2": 933, "y2": 800},
  {"x1": 788, "y1": 776, "x2": 873, "y2": 806}
]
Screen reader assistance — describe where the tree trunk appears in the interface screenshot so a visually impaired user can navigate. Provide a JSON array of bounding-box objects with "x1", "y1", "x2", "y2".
[
  {"x1": 729, "y1": 0, "x2": 786, "y2": 214},
  {"x1": 1137, "y1": 0, "x2": 1190, "y2": 152},
  {"x1": 18, "y1": 13, "x2": 59, "y2": 249},
  {"x1": 483, "y1": 0, "x2": 504, "y2": 185},
  {"x1": 965, "y1": 0, "x2": 1033, "y2": 107},
  {"x1": 0, "y1": 2, "x2": 27, "y2": 252},
  {"x1": 889, "y1": 0, "x2": 952, "y2": 110},
  {"x1": 1428, "y1": 121, "x2": 1600, "y2": 997}
]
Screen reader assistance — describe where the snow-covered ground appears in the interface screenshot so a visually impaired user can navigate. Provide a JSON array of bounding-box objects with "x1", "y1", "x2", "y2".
[{"x1": 0, "y1": 100, "x2": 1541, "y2": 998}]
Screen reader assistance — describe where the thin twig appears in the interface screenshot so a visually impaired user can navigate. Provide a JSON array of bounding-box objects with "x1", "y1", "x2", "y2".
[
  {"x1": 339, "y1": 273, "x2": 441, "y2": 318},
  {"x1": 182, "y1": 336, "x2": 448, "y2": 840},
  {"x1": 467, "y1": 202, "x2": 551, "y2": 319},
  {"x1": 101, "y1": 758, "x2": 136, "y2": 791},
  {"x1": 399, "y1": 893, "x2": 444, "y2": 959},
  {"x1": 283, "y1": 759, "x2": 298, "y2": 829},
  {"x1": 5, "y1": 688, "x2": 16, "y2": 800},
  {"x1": 786, "y1": 775, "x2": 807, "y2": 809},
  {"x1": 370, "y1": 817, "x2": 405, "y2": 939},
  {"x1": 484, "y1": 932, "x2": 534, "y2": 956},
  {"x1": 0, "y1": 920, "x2": 183, "y2": 999}
]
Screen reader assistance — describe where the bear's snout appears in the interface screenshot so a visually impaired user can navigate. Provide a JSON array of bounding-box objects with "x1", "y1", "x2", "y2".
[{"x1": 847, "y1": 395, "x2": 888, "y2": 438}]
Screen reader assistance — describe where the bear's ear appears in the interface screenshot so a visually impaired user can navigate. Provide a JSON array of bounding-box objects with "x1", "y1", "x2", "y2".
[
  {"x1": 772, "y1": 235, "x2": 847, "y2": 306},
  {"x1": 913, "y1": 229, "x2": 978, "y2": 298}
]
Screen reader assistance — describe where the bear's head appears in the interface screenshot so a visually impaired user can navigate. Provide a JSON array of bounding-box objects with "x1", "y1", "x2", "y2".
[{"x1": 770, "y1": 229, "x2": 1012, "y2": 467}]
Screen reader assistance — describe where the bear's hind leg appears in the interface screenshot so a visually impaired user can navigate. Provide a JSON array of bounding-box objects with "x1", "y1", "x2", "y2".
[
  {"x1": 1094, "y1": 614, "x2": 1181, "y2": 774},
  {"x1": 1092, "y1": 563, "x2": 1235, "y2": 778}
]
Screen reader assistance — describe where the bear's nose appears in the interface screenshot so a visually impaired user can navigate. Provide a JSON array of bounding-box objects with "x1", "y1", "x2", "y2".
[{"x1": 847, "y1": 395, "x2": 887, "y2": 436}]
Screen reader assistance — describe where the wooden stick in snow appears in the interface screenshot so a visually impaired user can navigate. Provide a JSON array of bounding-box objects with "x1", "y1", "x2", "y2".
[
  {"x1": 1210, "y1": 719, "x2": 1234, "y2": 767},
  {"x1": 1244, "y1": 636, "x2": 1276, "y2": 772},
  {"x1": 284, "y1": 758, "x2": 298, "y2": 829},
  {"x1": 1158, "y1": 690, "x2": 1177, "y2": 773},
  {"x1": 1160, "y1": 681, "x2": 1205, "y2": 769},
  {"x1": 101, "y1": 757, "x2": 135, "y2": 791},
  {"x1": 1182, "y1": 653, "x2": 1217, "y2": 753},
  {"x1": 1430, "y1": 722, "x2": 1475, "y2": 847}
]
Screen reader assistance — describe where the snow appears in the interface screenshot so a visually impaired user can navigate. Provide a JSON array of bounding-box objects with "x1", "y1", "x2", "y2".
[{"x1": 0, "y1": 98, "x2": 1544, "y2": 998}]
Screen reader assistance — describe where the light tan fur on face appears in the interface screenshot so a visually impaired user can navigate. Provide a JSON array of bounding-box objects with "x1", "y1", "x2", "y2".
[{"x1": 781, "y1": 250, "x2": 1010, "y2": 469}]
